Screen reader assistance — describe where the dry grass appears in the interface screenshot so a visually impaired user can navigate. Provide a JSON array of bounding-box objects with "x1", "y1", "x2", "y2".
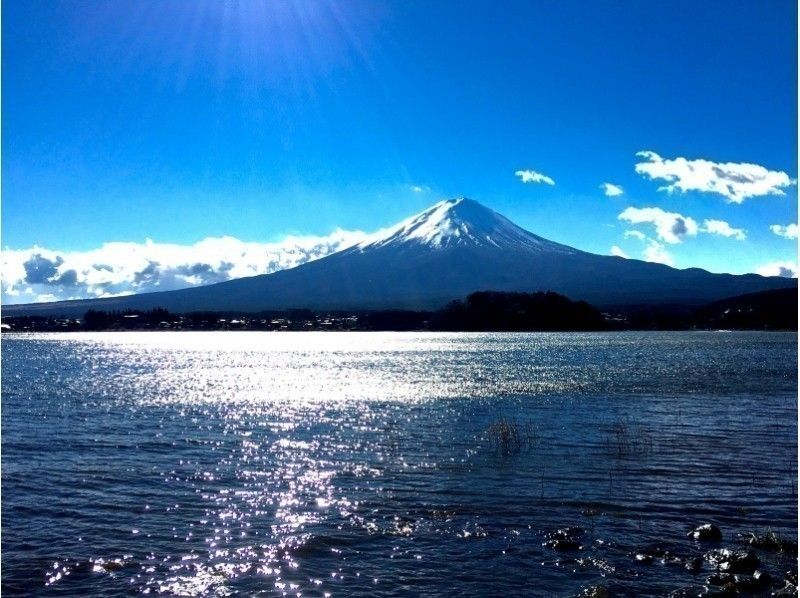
[
  {"x1": 607, "y1": 417, "x2": 653, "y2": 458},
  {"x1": 486, "y1": 417, "x2": 537, "y2": 455}
]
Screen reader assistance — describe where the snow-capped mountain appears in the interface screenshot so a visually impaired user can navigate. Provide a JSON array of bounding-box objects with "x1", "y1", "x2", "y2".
[
  {"x1": 354, "y1": 198, "x2": 574, "y2": 253},
  {"x1": 5, "y1": 198, "x2": 796, "y2": 316}
]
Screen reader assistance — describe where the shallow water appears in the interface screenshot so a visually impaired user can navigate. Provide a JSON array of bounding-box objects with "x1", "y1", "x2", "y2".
[{"x1": 2, "y1": 331, "x2": 797, "y2": 596}]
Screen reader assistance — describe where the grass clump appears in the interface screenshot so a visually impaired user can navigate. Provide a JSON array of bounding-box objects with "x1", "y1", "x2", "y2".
[
  {"x1": 606, "y1": 417, "x2": 653, "y2": 458},
  {"x1": 486, "y1": 417, "x2": 537, "y2": 456}
]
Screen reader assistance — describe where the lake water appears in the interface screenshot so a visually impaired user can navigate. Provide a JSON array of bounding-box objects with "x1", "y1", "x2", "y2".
[{"x1": 2, "y1": 331, "x2": 797, "y2": 596}]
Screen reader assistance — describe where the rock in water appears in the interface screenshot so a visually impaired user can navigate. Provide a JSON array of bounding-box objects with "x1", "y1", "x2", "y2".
[
  {"x1": 542, "y1": 526, "x2": 584, "y2": 551},
  {"x1": 705, "y1": 548, "x2": 760, "y2": 574},
  {"x1": 634, "y1": 553, "x2": 654, "y2": 564},
  {"x1": 684, "y1": 556, "x2": 703, "y2": 573},
  {"x1": 688, "y1": 523, "x2": 722, "y2": 541}
]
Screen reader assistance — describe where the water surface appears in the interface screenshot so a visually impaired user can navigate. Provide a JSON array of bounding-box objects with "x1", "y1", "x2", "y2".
[{"x1": 2, "y1": 331, "x2": 797, "y2": 596}]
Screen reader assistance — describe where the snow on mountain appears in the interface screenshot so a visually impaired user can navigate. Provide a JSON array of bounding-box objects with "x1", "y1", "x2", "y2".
[{"x1": 355, "y1": 198, "x2": 575, "y2": 253}]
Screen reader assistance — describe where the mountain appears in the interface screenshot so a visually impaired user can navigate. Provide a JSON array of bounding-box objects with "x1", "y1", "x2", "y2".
[
  {"x1": 4, "y1": 198, "x2": 796, "y2": 316},
  {"x1": 353, "y1": 196, "x2": 575, "y2": 253}
]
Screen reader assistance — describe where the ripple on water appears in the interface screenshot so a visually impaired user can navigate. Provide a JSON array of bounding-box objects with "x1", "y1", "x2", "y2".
[{"x1": 1, "y1": 331, "x2": 797, "y2": 596}]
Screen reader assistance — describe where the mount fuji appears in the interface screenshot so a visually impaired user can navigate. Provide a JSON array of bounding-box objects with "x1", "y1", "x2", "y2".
[{"x1": 5, "y1": 198, "x2": 796, "y2": 316}]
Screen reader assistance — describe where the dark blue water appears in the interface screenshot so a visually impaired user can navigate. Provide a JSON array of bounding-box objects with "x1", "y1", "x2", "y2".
[{"x1": 2, "y1": 332, "x2": 797, "y2": 596}]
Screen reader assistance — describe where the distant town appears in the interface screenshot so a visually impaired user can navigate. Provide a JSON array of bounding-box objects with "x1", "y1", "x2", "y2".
[
  {"x1": 2, "y1": 308, "x2": 372, "y2": 333},
  {"x1": 1, "y1": 289, "x2": 796, "y2": 332}
]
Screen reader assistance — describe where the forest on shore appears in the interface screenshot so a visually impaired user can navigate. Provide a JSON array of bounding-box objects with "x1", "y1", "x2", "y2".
[{"x1": 2, "y1": 288, "x2": 795, "y2": 333}]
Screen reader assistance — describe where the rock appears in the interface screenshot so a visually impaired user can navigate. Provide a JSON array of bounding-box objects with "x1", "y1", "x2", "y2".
[
  {"x1": 719, "y1": 552, "x2": 759, "y2": 574},
  {"x1": 787, "y1": 569, "x2": 799, "y2": 587},
  {"x1": 689, "y1": 523, "x2": 722, "y2": 542},
  {"x1": 731, "y1": 570, "x2": 774, "y2": 593},
  {"x1": 684, "y1": 556, "x2": 703, "y2": 573},
  {"x1": 543, "y1": 526, "x2": 584, "y2": 552},
  {"x1": 578, "y1": 586, "x2": 609, "y2": 598},
  {"x1": 774, "y1": 583, "x2": 799, "y2": 597},
  {"x1": 544, "y1": 538, "x2": 581, "y2": 551},
  {"x1": 750, "y1": 569, "x2": 772, "y2": 589},
  {"x1": 641, "y1": 544, "x2": 669, "y2": 557},
  {"x1": 102, "y1": 561, "x2": 124, "y2": 572},
  {"x1": 90, "y1": 558, "x2": 125, "y2": 573},
  {"x1": 774, "y1": 571, "x2": 800, "y2": 597},
  {"x1": 705, "y1": 548, "x2": 760, "y2": 574}
]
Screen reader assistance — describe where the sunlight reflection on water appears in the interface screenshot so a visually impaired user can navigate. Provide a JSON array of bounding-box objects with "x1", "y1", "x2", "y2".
[
  {"x1": 63, "y1": 331, "x2": 599, "y2": 404},
  {"x1": 2, "y1": 331, "x2": 797, "y2": 596}
]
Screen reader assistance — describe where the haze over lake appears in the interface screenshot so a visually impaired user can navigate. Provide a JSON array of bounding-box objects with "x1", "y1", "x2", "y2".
[{"x1": 2, "y1": 331, "x2": 796, "y2": 596}]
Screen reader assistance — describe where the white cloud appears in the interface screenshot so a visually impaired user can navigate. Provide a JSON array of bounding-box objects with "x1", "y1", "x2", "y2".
[
  {"x1": 701, "y1": 219, "x2": 746, "y2": 240},
  {"x1": 515, "y1": 169, "x2": 555, "y2": 186},
  {"x1": 601, "y1": 182, "x2": 624, "y2": 197},
  {"x1": 770, "y1": 223, "x2": 799, "y2": 239},
  {"x1": 635, "y1": 150, "x2": 795, "y2": 203},
  {"x1": 624, "y1": 230, "x2": 646, "y2": 241},
  {"x1": 642, "y1": 239, "x2": 674, "y2": 266},
  {"x1": 1, "y1": 230, "x2": 367, "y2": 304},
  {"x1": 619, "y1": 207, "x2": 746, "y2": 244},
  {"x1": 618, "y1": 206, "x2": 698, "y2": 244},
  {"x1": 610, "y1": 245, "x2": 629, "y2": 258},
  {"x1": 757, "y1": 261, "x2": 798, "y2": 278},
  {"x1": 410, "y1": 185, "x2": 430, "y2": 193}
]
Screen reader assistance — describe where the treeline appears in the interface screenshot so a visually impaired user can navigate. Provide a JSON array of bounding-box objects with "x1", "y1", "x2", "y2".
[
  {"x1": 431, "y1": 291, "x2": 607, "y2": 331},
  {"x1": 620, "y1": 288, "x2": 797, "y2": 331},
  {"x1": 2, "y1": 288, "x2": 795, "y2": 332},
  {"x1": 80, "y1": 292, "x2": 609, "y2": 332}
]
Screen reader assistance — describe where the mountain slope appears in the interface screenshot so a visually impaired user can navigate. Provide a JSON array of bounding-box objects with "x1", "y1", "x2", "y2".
[{"x1": 5, "y1": 198, "x2": 796, "y2": 316}]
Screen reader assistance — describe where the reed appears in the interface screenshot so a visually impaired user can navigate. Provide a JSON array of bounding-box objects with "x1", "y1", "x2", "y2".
[
  {"x1": 607, "y1": 417, "x2": 652, "y2": 458},
  {"x1": 486, "y1": 417, "x2": 537, "y2": 455}
]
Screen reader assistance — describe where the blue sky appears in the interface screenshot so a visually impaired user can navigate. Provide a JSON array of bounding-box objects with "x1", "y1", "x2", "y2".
[{"x1": 2, "y1": 0, "x2": 798, "y2": 302}]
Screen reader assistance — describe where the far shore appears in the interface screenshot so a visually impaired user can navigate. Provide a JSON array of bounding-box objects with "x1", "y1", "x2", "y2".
[{"x1": 3, "y1": 288, "x2": 796, "y2": 333}]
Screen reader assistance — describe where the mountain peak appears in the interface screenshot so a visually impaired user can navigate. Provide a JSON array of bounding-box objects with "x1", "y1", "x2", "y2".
[{"x1": 356, "y1": 197, "x2": 575, "y2": 253}]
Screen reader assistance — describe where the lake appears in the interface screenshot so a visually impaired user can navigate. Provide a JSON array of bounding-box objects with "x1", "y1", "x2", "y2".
[{"x1": 2, "y1": 331, "x2": 797, "y2": 596}]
